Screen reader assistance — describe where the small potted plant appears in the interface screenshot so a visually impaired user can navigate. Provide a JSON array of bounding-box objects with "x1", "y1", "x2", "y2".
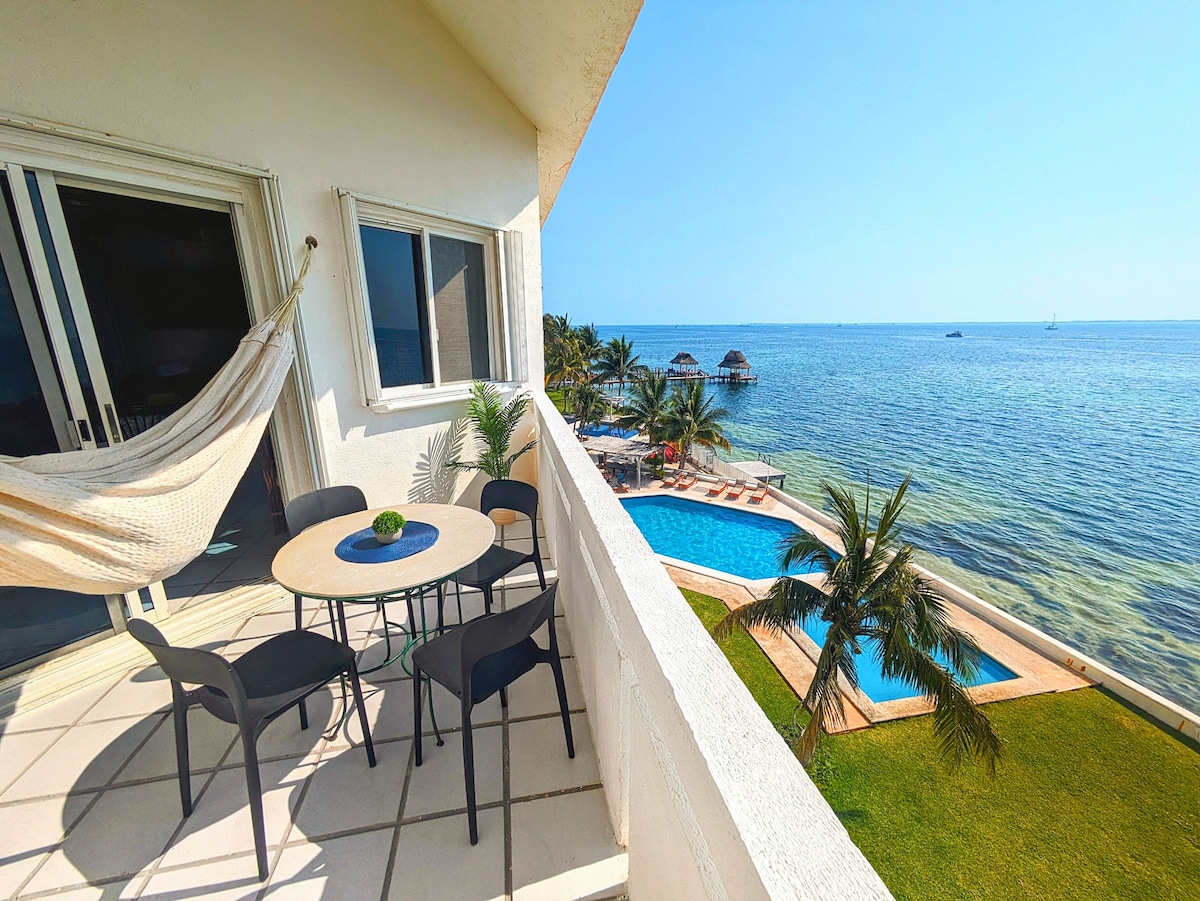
[
  {"x1": 371, "y1": 510, "x2": 406, "y2": 545},
  {"x1": 448, "y1": 381, "x2": 537, "y2": 525}
]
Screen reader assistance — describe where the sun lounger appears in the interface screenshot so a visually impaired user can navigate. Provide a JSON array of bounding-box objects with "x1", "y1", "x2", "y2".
[
  {"x1": 725, "y1": 480, "x2": 748, "y2": 500},
  {"x1": 609, "y1": 476, "x2": 629, "y2": 494},
  {"x1": 675, "y1": 472, "x2": 698, "y2": 491},
  {"x1": 706, "y1": 479, "x2": 729, "y2": 497},
  {"x1": 748, "y1": 483, "x2": 769, "y2": 504},
  {"x1": 661, "y1": 471, "x2": 681, "y2": 488}
]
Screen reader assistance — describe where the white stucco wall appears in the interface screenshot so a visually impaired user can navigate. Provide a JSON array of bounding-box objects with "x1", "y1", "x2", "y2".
[
  {"x1": 535, "y1": 395, "x2": 893, "y2": 900},
  {"x1": 0, "y1": 0, "x2": 544, "y2": 504}
]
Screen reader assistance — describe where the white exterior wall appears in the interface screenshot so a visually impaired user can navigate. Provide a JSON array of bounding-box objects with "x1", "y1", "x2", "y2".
[
  {"x1": 535, "y1": 395, "x2": 893, "y2": 900},
  {"x1": 0, "y1": 0, "x2": 544, "y2": 504}
]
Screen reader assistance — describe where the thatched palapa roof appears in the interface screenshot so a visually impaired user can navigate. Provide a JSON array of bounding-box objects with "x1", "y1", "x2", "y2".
[
  {"x1": 670, "y1": 352, "x2": 699, "y2": 366},
  {"x1": 717, "y1": 349, "x2": 751, "y2": 370}
]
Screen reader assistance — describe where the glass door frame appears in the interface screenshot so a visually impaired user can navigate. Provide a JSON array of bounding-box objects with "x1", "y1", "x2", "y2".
[{"x1": 0, "y1": 120, "x2": 319, "y2": 661}]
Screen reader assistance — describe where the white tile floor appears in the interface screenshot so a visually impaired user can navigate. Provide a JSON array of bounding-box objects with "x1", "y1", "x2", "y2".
[{"x1": 0, "y1": 521, "x2": 626, "y2": 900}]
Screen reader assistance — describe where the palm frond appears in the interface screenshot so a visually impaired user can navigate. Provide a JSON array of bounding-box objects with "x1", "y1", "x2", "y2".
[{"x1": 713, "y1": 577, "x2": 827, "y2": 640}]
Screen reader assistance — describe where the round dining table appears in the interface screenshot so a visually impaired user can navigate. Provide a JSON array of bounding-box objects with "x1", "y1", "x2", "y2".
[{"x1": 272, "y1": 503, "x2": 496, "y2": 672}]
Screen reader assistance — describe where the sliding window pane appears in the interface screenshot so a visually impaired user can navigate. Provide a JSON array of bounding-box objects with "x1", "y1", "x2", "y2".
[
  {"x1": 359, "y1": 225, "x2": 432, "y2": 387},
  {"x1": 430, "y1": 235, "x2": 490, "y2": 383}
]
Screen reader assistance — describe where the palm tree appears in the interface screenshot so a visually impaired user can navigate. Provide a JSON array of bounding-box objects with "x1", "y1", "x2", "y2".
[
  {"x1": 594, "y1": 335, "x2": 645, "y2": 396},
  {"x1": 715, "y1": 475, "x2": 1003, "y2": 773},
  {"x1": 662, "y1": 380, "x2": 731, "y2": 470},
  {"x1": 570, "y1": 381, "x2": 606, "y2": 436},
  {"x1": 616, "y1": 372, "x2": 670, "y2": 446},
  {"x1": 575, "y1": 323, "x2": 603, "y2": 366},
  {"x1": 447, "y1": 381, "x2": 537, "y2": 480}
]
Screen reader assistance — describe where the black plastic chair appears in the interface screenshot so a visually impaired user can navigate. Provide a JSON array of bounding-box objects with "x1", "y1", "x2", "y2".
[
  {"x1": 412, "y1": 583, "x2": 572, "y2": 845},
  {"x1": 456, "y1": 480, "x2": 546, "y2": 614},
  {"x1": 127, "y1": 619, "x2": 376, "y2": 880},
  {"x1": 284, "y1": 486, "x2": 367, "y2": 634}
]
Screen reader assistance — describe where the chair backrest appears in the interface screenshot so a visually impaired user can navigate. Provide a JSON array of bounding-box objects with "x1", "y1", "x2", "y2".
[
  {"x1": 285, "y1": 485, "x2": 368, "y2": 536},
  {"x1": 459, "y1": 583, "x2": 558, "y2": 686},
  {"x1": 479, "y1": 479, "x2": 538, "y2": 522},
  {"x1": 127, "y1": 619, "x2": 244, "y2": 703}
]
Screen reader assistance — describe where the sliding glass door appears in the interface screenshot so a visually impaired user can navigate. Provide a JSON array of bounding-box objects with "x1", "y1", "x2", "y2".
[{"x1": 0, "y1": 160, "x2": 256, "y2": 673}]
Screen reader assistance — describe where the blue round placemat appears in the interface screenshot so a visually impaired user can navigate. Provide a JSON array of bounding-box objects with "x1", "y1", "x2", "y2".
[{"x1": 334, "y1": 521, "x2": 440, "y2": 564}]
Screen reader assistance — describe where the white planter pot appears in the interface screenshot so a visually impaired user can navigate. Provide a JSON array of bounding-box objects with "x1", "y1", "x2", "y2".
[{"x1": 374, "y1": 529, "x2": 401, "y2": 545}]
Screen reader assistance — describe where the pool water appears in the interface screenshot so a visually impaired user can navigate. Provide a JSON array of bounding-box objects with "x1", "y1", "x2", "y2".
[
  {"x1": 620, "y1": 493, "x2": 1018, "y2": 702},
  {"x1": 580, "y1": 422, "x2": 639, "y2": 439},
  {"x1": 798, "y1": 616, "x2": 1018, "y2": 703},
  {"x1": 620, "y1": 494, "x2": 822, "y2": 580}
]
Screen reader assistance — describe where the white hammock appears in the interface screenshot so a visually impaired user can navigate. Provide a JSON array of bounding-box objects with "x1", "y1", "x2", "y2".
[{"x1": 0, "y1": 241, "x2": 316, "y2": 596}]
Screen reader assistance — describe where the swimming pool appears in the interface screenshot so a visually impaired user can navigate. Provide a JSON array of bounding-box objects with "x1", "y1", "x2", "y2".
[
  {"x1": 580, "y1": 422, "x2": 639, "y2": 439},
  {"x1": 620, "y1": 493, "x2": 1018, "y2": 702},
  {"x1": 798, "y1": 616, "x2": 1018, "y2": 703},
  {"x1": 620, "y1": 494, "x2": 822, "y2": 580}
]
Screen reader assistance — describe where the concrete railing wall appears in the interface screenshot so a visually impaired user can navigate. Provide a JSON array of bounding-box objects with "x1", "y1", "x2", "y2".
[
  {"x1": 534, "y1": 394, "x2": 892, "y2": 901},
  {"x1": 766, "y1": 487, "x2": 1200, "y2": 743}
]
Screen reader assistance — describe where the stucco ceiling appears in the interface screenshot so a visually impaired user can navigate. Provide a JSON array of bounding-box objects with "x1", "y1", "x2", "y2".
[{"x1": 420, "y1": 0, "x2": 642, "y2": 223}]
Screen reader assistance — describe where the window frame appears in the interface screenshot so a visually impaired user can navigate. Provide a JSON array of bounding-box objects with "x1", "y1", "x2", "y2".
[{"x1": 339, "y1": 190, "x2": 510, "y2": 409}]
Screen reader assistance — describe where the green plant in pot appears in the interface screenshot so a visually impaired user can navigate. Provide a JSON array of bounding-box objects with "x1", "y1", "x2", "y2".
[
  {"x1": 371, "y1": 510, "x2": 406, "y2": 545},
  {"x1": 448, "y1": 381, "x2": 537, "y2": 525}
]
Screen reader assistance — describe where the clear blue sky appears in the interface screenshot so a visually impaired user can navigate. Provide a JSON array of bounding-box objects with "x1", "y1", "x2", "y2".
[{"x1": 541, "y1": 2, "x2": 1200, "y2": 325}]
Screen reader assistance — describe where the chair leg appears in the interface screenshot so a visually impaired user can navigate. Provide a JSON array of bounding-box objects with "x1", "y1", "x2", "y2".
[
  {"x1": 534, "y1": 554, "x2": 547, "y2": 591},
  {"x1": 413, "y1": 664, "x2": 423, "y2": 766},
  {"x1": 172, "y1": 697, "x2": 193, "y2": 817},
  {"x1": 294, "y1": 593, "x2": 304, "y2": 631},
  {"x1": 482, "y1": 584, "x2": 494, "y2": 615},
  {"x1": 499, "y1": 687, "x2": 508, "y2": 708},
  {"x1": 550, "y1": 658, "x2": 575, "y2": 759},
  {"x1": 461, "y1": 698, "x2": 478, "y2": 845},
  {"x1": 240, "y1": 729, "x2": 270, "y2": 881},
  {"x1": 298, "y1": 697, "x2": 309, "y2": 730},
  {"x1": 347, "y1": 660, "x2": 377, "y2": 767}
]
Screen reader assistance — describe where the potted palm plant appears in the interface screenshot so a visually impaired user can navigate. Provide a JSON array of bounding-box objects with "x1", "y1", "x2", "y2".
[{"x1": 448, "y1": 381, "x2": 538, "y2": 525}]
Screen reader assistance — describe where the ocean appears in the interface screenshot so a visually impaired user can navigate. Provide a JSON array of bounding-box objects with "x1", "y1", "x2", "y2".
[{"x1": 597, "y1": 322, "x2": 1200, "y2": 713}]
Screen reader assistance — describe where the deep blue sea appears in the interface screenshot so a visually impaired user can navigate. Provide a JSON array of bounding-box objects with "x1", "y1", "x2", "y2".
[{"x1": 600, "y1": 322, "x2": 1200, "y2": 713}]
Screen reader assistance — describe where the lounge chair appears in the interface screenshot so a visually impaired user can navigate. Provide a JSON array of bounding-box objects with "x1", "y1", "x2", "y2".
[
  {"x1": 610, "y1": 476, "x2": 629, "y2": 494},
  {"x1": 675, "y1": 472, "x2": 698, "y2": 491},
  {"x1": 661, "y1": 471, "x2": 681, "y2": 488},
  {"x1": 748, "y1": 483, "x2": 769, "y2": 504},
  {"x1": 725, "y1": 480, "x2": 748, "y2": 500},
  {"x1": 706, "y1": 479, "x2": 729, "y2": 497}
]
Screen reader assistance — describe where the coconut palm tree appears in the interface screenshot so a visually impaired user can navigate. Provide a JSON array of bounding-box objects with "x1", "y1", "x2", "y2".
[
  {"x1": 570, "y1": 381, "x2": 606, "y2": 436},
  {"x1": 575, "y1": 322, "x2": 603, "y2": 367},
  {"x1": 594, "y1": 335, "x2": 645, "y2": 396},
  {"x1": 616, "y1": 372, "x2": 670, "y2": 446},
  {"x1": 715, "y1": 475, "x2": 1003, "y2": 773},
  {"x1": 662, "y1": 380, "x2": 730, "y2": 470}
]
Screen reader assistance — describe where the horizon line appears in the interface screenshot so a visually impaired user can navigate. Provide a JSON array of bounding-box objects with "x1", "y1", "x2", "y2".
[{"x1": 561, "y1": 318, "x2": 1200, "y2": 328}]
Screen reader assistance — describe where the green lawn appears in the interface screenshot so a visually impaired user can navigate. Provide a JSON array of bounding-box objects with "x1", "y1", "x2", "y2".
[{"x1": 681, "y1": 588, "x2": 1200, "y2": 901}]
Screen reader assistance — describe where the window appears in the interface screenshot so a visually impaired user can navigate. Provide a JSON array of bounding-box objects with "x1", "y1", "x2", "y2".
[{"x1": 341, "y1": 193, "x2": 511, "y2": 406}]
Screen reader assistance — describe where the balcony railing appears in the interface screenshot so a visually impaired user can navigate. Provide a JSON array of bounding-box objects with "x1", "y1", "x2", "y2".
[{"x1": 533, "y1": 393, "x2": 892, "y2": 900}]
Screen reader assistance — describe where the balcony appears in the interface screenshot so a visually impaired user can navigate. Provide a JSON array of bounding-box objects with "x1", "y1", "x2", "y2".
[{"x1": 0, "y1": 394, "x2": 889, "y2": 899}]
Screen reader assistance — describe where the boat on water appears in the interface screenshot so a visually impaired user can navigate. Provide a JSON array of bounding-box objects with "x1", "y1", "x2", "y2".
[
  {"x1": 946, "y1": 330, "x2": 964, "y2": 338},
  {"x1": 1046, "y1": 314, "x2": 1058, "y2": 331}
]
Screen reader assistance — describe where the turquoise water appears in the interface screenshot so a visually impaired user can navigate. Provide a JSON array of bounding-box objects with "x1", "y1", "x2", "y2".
[
  {"x1": 602, "y1": 322, "x2": 1200, "y2": 713},
  {"x1": 620, "y1": 495, "x2": 823, "y2": 580},
  {"x1": 799, "y1": 615, "x2": 1017, "y2": 703},
  {"x1": 580, "y1": 423, "x2": 639, "y2": 439},
  {"x1": 621, "y1": 494, "x2": 1017, "y2": 702}
]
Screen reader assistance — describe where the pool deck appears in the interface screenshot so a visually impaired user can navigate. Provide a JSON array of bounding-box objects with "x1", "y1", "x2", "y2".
[{"x1": 623, "y1": 475, "x2": 1092, "y2": 733}]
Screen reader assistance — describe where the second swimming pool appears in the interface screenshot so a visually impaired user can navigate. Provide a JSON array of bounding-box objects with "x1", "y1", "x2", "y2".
[{"x1": 621, "y1": 493, "x2": 1018, "y2": 702}]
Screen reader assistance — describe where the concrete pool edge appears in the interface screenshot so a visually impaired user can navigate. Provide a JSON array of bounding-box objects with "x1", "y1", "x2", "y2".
[{"x1": 623, "y1": 481, "x2": 1095, "y2": 728}]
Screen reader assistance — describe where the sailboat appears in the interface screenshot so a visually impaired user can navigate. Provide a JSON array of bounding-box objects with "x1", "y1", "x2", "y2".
[{"x1": 1046, "y1": 314, "x2": 1058, "y2": 331}]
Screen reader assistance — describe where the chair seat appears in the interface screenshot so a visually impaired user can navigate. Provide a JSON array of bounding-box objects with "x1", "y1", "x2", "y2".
[
  {"x1": 457, "y1": 544, "x2": 530, "y2": 588},
  {"x1": 411, "y1": 620, "x2": 541, "y2": 704},
  {"x1": 199, "y1": 630, "x2": 354, "y2": 724}
]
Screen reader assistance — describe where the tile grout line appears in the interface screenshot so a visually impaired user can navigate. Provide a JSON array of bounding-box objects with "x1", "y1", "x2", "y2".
[
  {"x1": 14, "y1": 707, "x2": 175, "y2": 899},
  {"x1": 378, "y1": 682, "x2": 421, "y2": 901},
  {"x1": 501, "y1": 579, "x2": 515, "y2": 900}
]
